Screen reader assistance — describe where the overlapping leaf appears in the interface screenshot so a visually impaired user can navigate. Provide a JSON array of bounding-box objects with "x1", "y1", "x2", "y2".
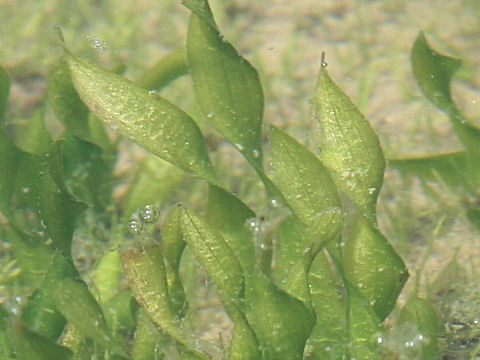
[
  {"x1": 186, "y1": 3, "x2": 264, "y2": 169},
  {"x1": 270, "y1": 126, "x2": 343, "y2": 247},
  {"x1": 67, "y1": 52, "x2": 218, "y2": 184},
  {"x1": 51, "y1": 278, "x2": 126, "y2": 357},
  {"x1": 122, "y1": 155, "x2": 184, "y2": 221},
  {"x1": 343, "y1": 213, "x2": 408, "y2": 320},
  {"x1": 313, "y1": 66, "x2": 385, "y2": 220}
]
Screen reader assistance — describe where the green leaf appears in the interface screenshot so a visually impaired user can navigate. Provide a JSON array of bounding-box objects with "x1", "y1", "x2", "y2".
[
  {"x1": 121, "y1": 244, "x2": 208, "y2": 360},
  {"x1": 466, "y1": 207, "x2": 480, "y2": 232},
  {"x1": 48, "y1": 57, "x2": 110, "y2": 149},
  {"x1": 0, "y1": 65, "x2": 9, "y2": 123},
  {"x1": 92, "y1": 250, "x2": 122, "y2": 303},
  {"x1": 6, "y1": 227, "x2": 55, "y2": 285},
  {"x1": 14, "y1": 108, "x2": 52, "y2": 155},
  {"x1": 398, "y1": 297, "x2": 441, "y2": 360},
  {"x1": 186, "y1": 12, "x2": 264, "y2": 169},
  {"x1": 343, "y1": 213, "x2": 408, "y2": 321},
  {"x1": 102, "y1": 290, "x2": 138, "y2": 331},
  {"x1": 389, "y1": 151, "x2": 472, "y2": 187},
  {"x1": 245, "y1": 272, "x2": 315, "y2": 360},
  {"x1": 56, "y1": 135, "x2": 115, "y2": 209},
  {"x1": 182, "y1": 0, "x2": 218, "y2": 31},
  {"x1": 11, "y1": 321, "x2": 73, "y2": 360},
  {"x1": 162, "y1": 205, "x2": 186, "y2": 271},
  {"x1": 121, "y1": 245, "x2": 177, "y2": 330},
  {"x1": 273, "y1": 216, "x2": 312, "y2": 304},
  {"x1": 412, "y1": 32, "x2": 480, "y2": 156},
  {"x1": 37, "y1": 165, "x2": 88, "y2": 257},
  {"x1": 306, "y1": 250, "x2": 348, "y2": 359},
  {"x1": 206, "y1": 185, "x2": 257, "y2": 278},
  {"x1": 313, "y1": 67, "x2": 385, "y2": 220},
  {"x1": 132, "y1": 309, "x2": 167, "y2": 360},
  {"x1": 270, "y1": 126, "x2": 343, "y2": 247},
  {"x1": 67, "y1": 52, "x2": 218, "y2": 184},
  {"x1": 181, "y1": 208, "x2": 244, "y2": 303},
  {"x1": 21, "y1": 252, "x2": 78, "y2": 340},
  {"x1": 345, "y1": 280, "x2": 383, "y2": 360},
  {"x1": 411, "y1": 31, "x2": 462, "y2": 114},
  {"x1": 122, "y1": 155, "x2": 184, "y2": 222},
  {"x1": 0, "y1": 129, "x2": 25, "y2": 223},
  {"x1": 136, "y1": 49, "x2": 188, "y2": 91},
  {"x1": 51, "y1": 278, "x2": 126, "y2": 357}
]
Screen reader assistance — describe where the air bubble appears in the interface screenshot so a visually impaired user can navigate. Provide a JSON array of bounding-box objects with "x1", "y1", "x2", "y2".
[
  {"x1": 148, "y1": 89, "x2": 160, "y2": 95},
  {"x1": 86, "y1": 35, "x2": 108, "y2": 52},
  {"x1": 139, "y1": 205, "x2": 159, "y2": 223},
  {"x1": 128, "y1": 219, "x2": 143, "y2": 235},
  {"x1": 252, "y1": 149, "x2": 260, "y2": 158},
  {"x1": 235, "y1": 143, "x2": 245, "y2": 151}
]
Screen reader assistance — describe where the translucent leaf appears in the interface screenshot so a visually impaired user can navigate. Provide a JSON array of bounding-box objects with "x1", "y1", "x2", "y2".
[
  {"x1": 53, "y1": 135, "x2": 115, "y2": 209},
  {"x1": 51, "y1": 279, "x2": 126, "y2": 357},
  {"x1": 132, "y1": 309, "x2": 167, "y2": 360},
  {"x1": 411, "y1": 32, "x2": 461, "y2": 114},
  {"x1": 14, "y1": 108, "x2": 52, "y2": 155},
  {"x1": 0, "y1": 65, "x2": 9, "y2": 123},
  {"x1": 313, "y1": 67, "x2": 385, "y2": 220},
  {"x1": 345, "y1": 280, "x2": 383, "y2": 360},
  {"x1": 182, "y1": 0, "x2": 218, "y2": 32},
  {"x1": 136, "y1": 49, "x2": 188, "y2": 91},
  {"x1": 11, "y1": 321, "x2": 73, "y2": 360},
  {"x1": 412, "y1": 32, "x2": 480, "y2": 156},
  {"x1": 306, "y1": 250, "x2": 349, "y2": 359},
  {"x1": 48, "y1": 57, "x2": 110, "y2": 149},
  {"x1": 398, "y1": 297, "x2": 441, "y2": 360},
  {"x1": 273, "y1": 216, "x2": 312, "y2": 304},
  {"x1": 244, "y1": 272, "x2": 315, "y2": 360},
  {"x1": 206, "y1": 185, "x2": 257, "y2": 278},
  {"x1": 122, "y1": 155, "x2": 184, "y2": 222},
  {"x1": 92, "y1": 250, "x2": 122, "y2": 303},
  {"x1": 67, "y1": 52, "x2": 218, "y2": 184},
  {"x1": 4, "y1": 227, "x2": 54, "y2": 285},
  {"x1": 389, "y1": 151, "x2": 471, "y2": 187},
  {"x1": 186, "y1": 12, "x2": 264, "y2": 169},
  {"x1": 21, "y1": 252, "x2": 78, "y2": 340},
  {"x1": 162, "y1": 205, "x2": 186, "y2": 271},
  {"x1": 466, "y1": 207, "x2": 480, "y2": 232},
  {"x1": 270, "y1": 126, "x2": 343, "y2": 247},
  {"x1": 343, "y1": 213, "x2": 408, "y2": 321},
  {"x1": 120, "y1": 245, "x2": 177, "y2": 330},
  {"x1": 102, "y1": 290, "x2": 137, "y2": 331},
  {"x1": 205, "y1": 186, "x2": 261, "y2": 360},
  {"x1": 37, "y1": 166, "x2": 88, "y2": 257},
  {"x1": 181, "y1": 208, "x2": 244, "y2": 303},
  {"x1": 121, "y1": 244, "x2": 208, "y2": 359}
]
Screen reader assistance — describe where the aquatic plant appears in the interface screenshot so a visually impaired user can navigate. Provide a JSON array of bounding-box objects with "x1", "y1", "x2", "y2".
[{"x1": 4, "y1": 1, "x2": 476, "y2": 359}]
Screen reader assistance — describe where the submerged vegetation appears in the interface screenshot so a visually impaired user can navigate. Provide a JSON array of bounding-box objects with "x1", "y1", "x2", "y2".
[{"x1": 0, "y1": 0, "x2": 478, "y2": 359}]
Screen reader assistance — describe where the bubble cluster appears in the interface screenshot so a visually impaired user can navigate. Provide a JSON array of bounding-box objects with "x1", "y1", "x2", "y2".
[{"x1": 139, "y1": 205, "x2": 160, "y2": 224}]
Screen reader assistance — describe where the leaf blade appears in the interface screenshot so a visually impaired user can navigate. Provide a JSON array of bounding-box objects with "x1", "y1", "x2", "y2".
[{"x1": 67, "y1": 52, "x2": 218, "y2": 184}]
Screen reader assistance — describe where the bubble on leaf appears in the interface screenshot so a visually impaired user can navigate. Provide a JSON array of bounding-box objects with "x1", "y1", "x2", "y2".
[
  {"x1": 252, "y1": 149, "x2": 260, "y2": 158},
  {"x1": 139, "y1": 205, "x2": 159, "y2": 224},
  {"x1": 128, "y1": 219, "x2": 143, "y2": 235},
  {"x1": 235, "y1": 143, "x2": 245, "y2": 151},
  {"x1": 148, "y1": 89, "x2": 160, "y2": 95}
]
